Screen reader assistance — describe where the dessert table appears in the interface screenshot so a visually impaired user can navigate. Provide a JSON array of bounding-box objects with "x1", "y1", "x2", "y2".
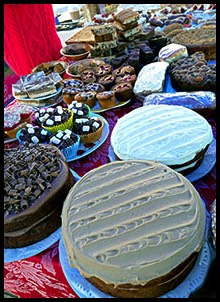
[{"x1": 4, "y1": 91, "x2": 216, "y2": 298}]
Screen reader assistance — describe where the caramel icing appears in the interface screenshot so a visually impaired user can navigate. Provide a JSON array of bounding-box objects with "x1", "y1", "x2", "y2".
[
  {"x1": 111, "y1": 105, "x2": 213, "y2": 166},
  {"x1": 62, "y1": 160, "x2": 206, "y2": 286}
]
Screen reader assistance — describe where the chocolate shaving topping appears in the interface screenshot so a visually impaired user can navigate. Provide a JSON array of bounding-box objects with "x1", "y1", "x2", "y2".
[{"x1": 4, "y1": 143, "x2": 64, "y2": 216}]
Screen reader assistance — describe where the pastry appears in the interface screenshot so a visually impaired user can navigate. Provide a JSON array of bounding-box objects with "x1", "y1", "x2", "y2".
[
  {"x1": 42, "y1": 106, "x2": 74, "y2": 133},
  {"x1": 60, "y1": 78, "x2": 84, "y2": 89},
  {"x1": 68, "y1": 100, "x2": 90, "y2": 119},
  {"x1": 98, "y1": 74, "x2": 116, "y2": 90},
  {"x1": 62, "y1": 86, "x2": 84, "y2": 105},
  {"x1": 96, "y1": 90, "x2": 116, "y2": 109},
  {"x1": 80, "y1": 68, "x2": 96, "y2": 84},
  {"x1": 49, "y1": 129, "x2": 80, "y2": 160},
  {"x1": 112, "y1": 82, "x2": 133, "y2": 102},
  {"x1": 72, "y1": 116, "x2": 104, "y2": 144},
  {"x1": 94, "y1": 63, "x2": 112, "y2": 77},
  {"x1": 115, "y1": 74, "x2": 137, "y2": 86},
  {"x1": 74, "y1": 91, "x2": 97, "y2": 108},
  {"x1": 16, "y1": 124, "x2": 51, "y2": 144},
  {"x1": 84, "y1": 82, "x2": 105, "y2": 93}
]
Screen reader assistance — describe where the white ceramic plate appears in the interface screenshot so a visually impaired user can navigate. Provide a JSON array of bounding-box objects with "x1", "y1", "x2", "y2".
[{"x1": 66, "y1": 113, "x2": 109, "y2": 162}]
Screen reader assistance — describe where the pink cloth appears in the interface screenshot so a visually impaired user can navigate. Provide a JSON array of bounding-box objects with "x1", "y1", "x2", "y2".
[{"x1": 4, "y1": 4, "x2": 62, "y2": 76}]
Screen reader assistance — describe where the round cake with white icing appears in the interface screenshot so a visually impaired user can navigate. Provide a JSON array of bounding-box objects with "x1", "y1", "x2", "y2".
[
  {"x1": 111, "y1": 104, "x2": 213, "y2": 174},
  {"x1": 61, "y1": 160, "x2": 207, "y2": 298}
]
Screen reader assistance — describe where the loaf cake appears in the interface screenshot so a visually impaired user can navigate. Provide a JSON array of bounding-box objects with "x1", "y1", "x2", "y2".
[
  {"x1": 169, "y1": 51, "x2": 216, "y2": 93},
  {"x1": 133, "y1": 62, "x2": 169, "y2": 102},
  {"x1": 4, "y1": 143, "x2": 75, "y2": 248},
  {"x1": 61, "y1": 160, "x2": 207, "y2": 298},
  {"x1": 111, "y1": 105, "x2": 213, "y2": 174}
]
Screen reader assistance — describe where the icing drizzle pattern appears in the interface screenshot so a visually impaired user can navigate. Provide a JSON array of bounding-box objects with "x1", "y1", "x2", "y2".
[{"x1": 62, "y1": 160, "x2": 206, "y2": 285}]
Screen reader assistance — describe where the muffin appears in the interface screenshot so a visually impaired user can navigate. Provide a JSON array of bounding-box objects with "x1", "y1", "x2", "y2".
[
  {"x1": 98, "y1": 74, "x2": 116, "y2": 90},
  {"x1": 49, "y1": 129, "x2": 80, "y2": 160},
  {"x1": 115, "y1": 74, "x2": 137, "y2": 86},
  {"x1": 96, "y1": 90, "x2": 117, "y2": 109},
  {"x1": 60, "y1": 78, "x2": 84, "y2": 89},
  {"x1": 16, "y1": 124, "x2": 51, "y2": 144},
  {"x1": 68, "y1": 100, "x2": 90, "y2": 119},
  {"x1": 81, "y1": 68, "x2": 96, "y2": 84},
  {"x1": 94, "y1": 63, "x2": 112, "y2": 77},
  {"x1": 72, "y1": 116, "x2": 104, "y2": 144},
  {"x1": 62, "y1": 86, "x2": 84, "y2": 105},
  {"x1": 112, "y1": 82, "x2": 133, "y2": 102},
  {"x1": 42, "y1": 106, "x2": 74, "y2": 133},
  {"x1": 74, "y1": 91, "x2": 97, "y2": 108},
  {"x1": 84, "y1": 82, "x2": 105, "y2": 93}
]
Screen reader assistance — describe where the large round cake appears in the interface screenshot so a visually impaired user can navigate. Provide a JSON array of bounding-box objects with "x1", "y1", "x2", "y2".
[
  {"x1": 111, "y1": 104, "x2": 213, "y2": 174},
  {"x1": 61, "y1": 160, "x2": 207, "y2": 298},
  {"x1": 4, "y1": 143, "x2": 75, "y2": 248}
]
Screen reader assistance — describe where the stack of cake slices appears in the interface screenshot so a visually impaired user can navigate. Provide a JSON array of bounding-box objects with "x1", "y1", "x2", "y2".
[
  {"x1": 90, "y1": 24, "x2": 118, "y2": 58},
  {"x1": 12, "y1": 71, "x2": 62, "y2": 100},
  {"x1": 113, "y1": 8, "x2": 141, "y2": 41}
]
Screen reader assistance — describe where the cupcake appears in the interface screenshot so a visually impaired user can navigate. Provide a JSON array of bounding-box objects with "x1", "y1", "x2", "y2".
[
  {"x1": 84, "y1": 82, "x2": 105, "y2": 93},
  {"x1": 49, "y1": 129, "x2": 80, "y2": 160},
  {"x1": 34, "y1": 107, "x2": 54, "y2": 126},
  {"x1": 98, "y1": 74, "x2": 116, "y2": 90},
  {"x1": 74, "y1": 91, "x2": 97, "y2": 108},
  {"x1": 42, "y1": 106, "x2": 74, "y2": 133},
  {"x1": 62, "y1": 86, "x2": 84, "y2": 105},
  {"x1": 68, "y1": 101, "x2": 90, "y2": 119},
  {"x1": 112, "y1": 82, "x2": 133, "y2": 102},
  {"x1": 72, "y1": 116, "x2": 104, "y2": 144},
  {"x1": 81, "y1": 68, "x2": 96, "y2": 84},
  {"x1": 96, "y1": 90, "x2": 117, "y2": 109},
  {"x1": 60, "y1": 78, "x2": 83, "y2": 89},
  {"x1": 16, "y1": 124, "x2": 51, "y2": 144}
]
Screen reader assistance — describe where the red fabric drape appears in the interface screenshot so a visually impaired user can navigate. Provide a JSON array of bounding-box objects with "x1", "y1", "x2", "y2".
[{"x1": 4, "y1": 4, "x2": 62, "y2": 76}]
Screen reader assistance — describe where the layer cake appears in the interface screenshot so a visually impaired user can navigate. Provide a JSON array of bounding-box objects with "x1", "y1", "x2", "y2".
[
  {"x1": 4, "y1": 143, "x2": 75, "y2": 248},
  {"x1": 62, "y1": 160, "x2": 207, "y2": 298},
  {"x1": 111, "y1": 105, "x2": 213, "y2": 174}
]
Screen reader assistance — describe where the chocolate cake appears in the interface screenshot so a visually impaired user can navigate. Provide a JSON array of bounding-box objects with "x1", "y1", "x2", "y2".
[
  {"x1": 61, "y1": 160, "x2": 207, "y2": 298},
  {"x1": 111, "y1": 105, "x2": 213, "y2": 175},
  {"x1": 4, "y1": 143, "x2": 75, "y2": 248}
]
